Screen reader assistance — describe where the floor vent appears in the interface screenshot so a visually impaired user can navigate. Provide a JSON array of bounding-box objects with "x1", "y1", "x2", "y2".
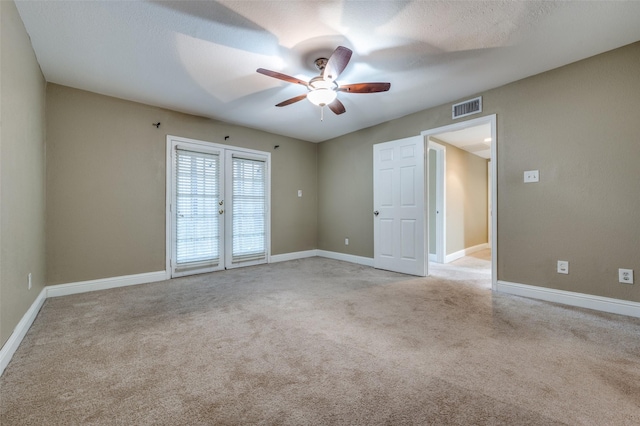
[{"x1": 452, "y1": 96, "x2": 482, "y2": 119}]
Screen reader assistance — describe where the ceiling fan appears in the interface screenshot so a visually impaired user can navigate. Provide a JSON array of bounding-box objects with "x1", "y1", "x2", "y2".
[{"x1": 257, "y1": 46, "x2": 390, "y2": 119}]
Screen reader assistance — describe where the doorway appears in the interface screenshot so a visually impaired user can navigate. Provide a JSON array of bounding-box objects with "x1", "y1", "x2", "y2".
[
  {"x1": 422, "y1": 114, "x2": 497, "y2": 289},
  {"x1": 165, "y1": 135, "x2": 271, "y2": 278}
]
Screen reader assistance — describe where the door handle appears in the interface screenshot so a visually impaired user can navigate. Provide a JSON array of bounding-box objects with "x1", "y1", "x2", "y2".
[{"x1": 374, "y1": 210, "x2": 379, "y2": 216}]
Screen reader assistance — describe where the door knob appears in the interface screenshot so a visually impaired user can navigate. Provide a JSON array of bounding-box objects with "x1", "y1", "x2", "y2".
[{"x1": 374, "y1": 210, "x2": 379, "y2": 216}]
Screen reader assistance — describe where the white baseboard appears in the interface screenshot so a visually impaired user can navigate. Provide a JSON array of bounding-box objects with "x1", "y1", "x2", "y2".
[
  {"x1": 496, "y1": 280, "x2": 640, "y2": 319},
  {"x1": 429, "y1": 253, "x2": 437, "y2": 262},
  {"x1": 270, "y1": 250, "x2": 318, "y2": 263},
  {"x1": 445, "y1": 243, "x2": 489, "y2": 263},
  {"x1": 316, "y1": 250, "x2": 374, "y2": 267},
  {"x1": 0, "y1": 288, "x2": 47, "y2": 376},
  {"x1": 46, "y1": 270, "x2": 169, "y2": 298}
]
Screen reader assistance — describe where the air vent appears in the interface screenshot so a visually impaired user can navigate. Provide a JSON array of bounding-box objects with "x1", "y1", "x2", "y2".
[{"x1": 452, "y1": 96, "x2": 482, "y2": 119}]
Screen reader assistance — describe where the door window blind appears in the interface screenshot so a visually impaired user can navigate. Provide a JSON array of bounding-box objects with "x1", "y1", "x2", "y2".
[
  {"x1": 175, "y1": 149, "x2": 221, "y2": 267},
  {"x1": 231, "y1": 157, "x2": 266, "y2": 263}
]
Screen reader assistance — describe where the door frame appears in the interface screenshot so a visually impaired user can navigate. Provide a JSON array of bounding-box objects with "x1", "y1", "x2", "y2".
[
  {"x1": 165, "y1": 135, "x2": 271, "y2": 277},
  {"x1": 421, "y1": 114, "x2": 497, "y2": 290},
  {"x1": 427, "y1": 140, "x2": 446, "y2": 264}
]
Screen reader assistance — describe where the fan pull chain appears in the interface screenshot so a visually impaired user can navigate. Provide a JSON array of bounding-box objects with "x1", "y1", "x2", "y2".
[{"x1": 320, "y1": 105, "x2": 324, "y2": 121}]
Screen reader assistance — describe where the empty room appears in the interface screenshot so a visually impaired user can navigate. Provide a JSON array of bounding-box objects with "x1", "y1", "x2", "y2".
[{"x1": 1, "y1": 1, "x2": 639, "y2": 424}]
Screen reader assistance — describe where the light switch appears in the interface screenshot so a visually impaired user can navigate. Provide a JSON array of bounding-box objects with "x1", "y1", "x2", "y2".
[
  {"x1": 557, "y1": 260, "x2": 569, "y2": 274},
  {"x1": 524, "y1": 170, "x2": 539, "y2": 183},
  {"x1": 297, "y1": 190, "x2": 302, "y2": 197}
]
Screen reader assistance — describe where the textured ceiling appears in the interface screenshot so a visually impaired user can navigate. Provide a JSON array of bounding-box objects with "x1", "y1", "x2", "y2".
[{"x1": 15, "y1": 1, "x2": 640, "y2": 143}]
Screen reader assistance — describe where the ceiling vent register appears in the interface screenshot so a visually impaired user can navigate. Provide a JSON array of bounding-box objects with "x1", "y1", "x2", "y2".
[{"x1": 452, "y1": 96, "x2": 482, "y2": 119}]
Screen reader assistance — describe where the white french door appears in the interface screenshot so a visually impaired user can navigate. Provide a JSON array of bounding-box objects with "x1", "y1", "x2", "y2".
[
  {"x1": 166, "y1": 136, "x2": 270, "y2": 278},
  {"x1": 373, "y1": 136, "x2": 427, "y2": 276}
]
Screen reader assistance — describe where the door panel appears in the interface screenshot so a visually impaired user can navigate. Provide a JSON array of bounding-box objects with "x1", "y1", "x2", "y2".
[
  {"x1": 172, "y1": 147, "x2": 225, "y2": 277},
  {"x1": 373, "y1": 136, "x2": 426, "y2": 276}
]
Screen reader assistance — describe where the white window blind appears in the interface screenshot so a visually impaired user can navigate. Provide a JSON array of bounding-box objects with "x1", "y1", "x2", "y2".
[
  {"x1": 175, "y1": 149, "x2": 221, "y2": 267},
  {"x1": 231, "y1": 157, "x2": 266, "y2": 263}
]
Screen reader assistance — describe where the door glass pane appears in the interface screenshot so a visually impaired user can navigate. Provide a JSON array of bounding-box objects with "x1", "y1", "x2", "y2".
[
  {"x1": 175, "y1": 149, "x2": 220, "y2": 265},
  {"x1": 232, "y1": 157, "x2": 266, "y2": 263}
]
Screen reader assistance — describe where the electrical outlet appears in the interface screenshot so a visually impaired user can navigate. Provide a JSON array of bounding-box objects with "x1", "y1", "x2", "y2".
[
  {"x1": 28, "y1": 273, "x2": 32, "y2": 290},
  {"x1": 524, "y1": 170, "x2": 539, "y2": 183},
  {"x1": 557, "y1": 260, "x2": 569, "y2": 274},
  {"x1": 619, "y1": 269, "x2": 634, "y2": 284},
  {"x1": 345, "y1": 238, "x2": 349, "y2": 246}
]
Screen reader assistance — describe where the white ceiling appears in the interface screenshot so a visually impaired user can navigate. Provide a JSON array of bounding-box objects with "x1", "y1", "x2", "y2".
[
  {"x1": 434, "y1": 123, "x2": 492, "y2": 159},
  {"x1": 15, "y1": 1, "x2": 640, "y2": 143}
]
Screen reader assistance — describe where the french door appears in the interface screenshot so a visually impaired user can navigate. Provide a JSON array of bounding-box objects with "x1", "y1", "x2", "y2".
[{"x1": 166, "y1": 136, "x2": 270, "y2": 277}]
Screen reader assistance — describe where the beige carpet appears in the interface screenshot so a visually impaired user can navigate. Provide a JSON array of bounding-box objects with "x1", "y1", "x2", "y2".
[{"x1": 1, "y1": 255, "x2": 639, "y2": 425}]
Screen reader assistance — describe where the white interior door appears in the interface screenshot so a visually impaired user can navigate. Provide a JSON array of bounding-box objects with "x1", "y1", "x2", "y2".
[{"x1": 373, "y1": 136, "x2": 427, "y2": 276}]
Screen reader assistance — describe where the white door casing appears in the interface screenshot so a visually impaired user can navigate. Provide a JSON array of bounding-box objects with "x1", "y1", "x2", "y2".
[
  {"x1": 373, "y1": 136, "x2": 427, "y2": 276},
  {"x1": 421, "y1": 114, "x2": 497, "y2": 290}
]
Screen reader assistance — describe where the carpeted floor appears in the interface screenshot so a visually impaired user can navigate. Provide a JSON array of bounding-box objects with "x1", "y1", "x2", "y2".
[{"x1": 1, "y1": 254, "x2": 639, "y2": 425}]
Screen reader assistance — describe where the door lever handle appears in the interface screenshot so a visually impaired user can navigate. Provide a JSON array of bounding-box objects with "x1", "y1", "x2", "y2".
[{"x1": 374, "y1": 210, "x2": 379, "y2": 216}]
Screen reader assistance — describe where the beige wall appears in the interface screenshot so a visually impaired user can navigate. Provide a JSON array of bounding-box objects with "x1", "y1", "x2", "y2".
[
  {"x1": 0, "y1": 1, "x2": 47, "y2": 346},
  {"x1": 438, "y1": 140, "x2": 488, "y2": 255},
  {"x1": 46, "y1": 84, "x2": 317, "y2": 285},
  {"x1": 319, "y1": 42, "x2": 640, "y2": 303},
  {"x1": 427, "y1": 142, "x2": 488, "y2": 257}
]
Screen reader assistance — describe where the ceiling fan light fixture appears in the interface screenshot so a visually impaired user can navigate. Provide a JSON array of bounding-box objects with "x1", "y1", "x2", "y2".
[
  {"x1": 257, "y1": 46, "x2": 390, "y2": 116},
  {"x1": 307, "y1": 88, "x2": 337, "y2": 106},
  {"x1": 307, "y1": 76, "x2": 338, "y2": 106}
]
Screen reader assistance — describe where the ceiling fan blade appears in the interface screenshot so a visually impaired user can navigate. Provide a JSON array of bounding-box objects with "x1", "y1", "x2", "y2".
[
  {"x1": 275, "y1": 93, "x2": 308, "y2": 107},
  {"x1": 339, "y1": 82, "x2": 391, "y2": 93},
  {"x1": 257, "y1": 68, "x2": 308, "y2": 87},
  {"x1": 327, "y1": 98, "x2": 346, "y2": 115},
  {"x1": 323, "y1": 46, "x2": 352, "y2": 81}
]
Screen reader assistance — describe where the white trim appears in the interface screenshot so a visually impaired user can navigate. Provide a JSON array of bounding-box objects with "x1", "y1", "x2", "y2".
[
  {"x1": 46, "y1": 270, "x2": 169, "y2": 298},
  {"x1": 317, "y1": 250, "x2": 374, "y2": 267},
  {"x1": 270, "y1": 250, "x2": 318, "y2": 263},
  {"x1": 445, "y1": 243, "x2": 490, "y2": 263},
  {"x1": 0, "y1": 288, "x2": 47, "y2": 376},
  {"x1": 428, "y1": 253, "x2": 437, "y2": 262},
  {"x1": 496, "y1": 280, "x2": 640, "y2": 319}
]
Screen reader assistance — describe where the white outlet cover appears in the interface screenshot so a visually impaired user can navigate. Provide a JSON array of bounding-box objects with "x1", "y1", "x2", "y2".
[
  {"x1": 524, "y1": 170, "x2": 539, "y2": 183},
  {"x1": 619, "y1": 268, "x2": 634, "y2": 284}
]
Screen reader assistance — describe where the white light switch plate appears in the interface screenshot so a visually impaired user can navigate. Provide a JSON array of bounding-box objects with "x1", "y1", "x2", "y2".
[
  {"x1": 557, "y1": 260, "x2": 569, "y2": 274},
  {"x1": 524, "y1": 170, "x2": 539, "y2": 183}
]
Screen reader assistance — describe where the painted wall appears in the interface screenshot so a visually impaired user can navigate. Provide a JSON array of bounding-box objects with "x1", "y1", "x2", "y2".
[
  {"x1": 438, "y1": 140, "x2": 488, "y2": 255},
  {"x1": 46, "y1": 85, "x2": 317, "y2": 285},
  {"x1": 318, "y1": 42, "x2": 640, "y2": 303},
  {"x1": 0, "y1": 1, "x2": 47, "y2": 346},
  {"x1": 427, "y1": 141, "x2": 488, "y2": 257}
]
